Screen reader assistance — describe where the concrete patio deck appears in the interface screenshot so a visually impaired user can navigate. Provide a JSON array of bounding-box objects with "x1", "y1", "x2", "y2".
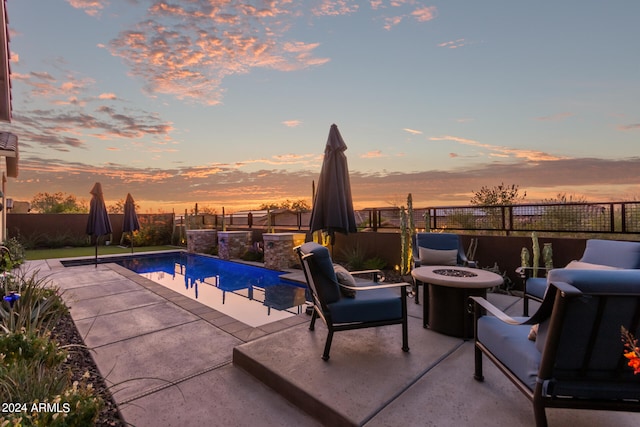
[{"x1": 26, "y1": 257, "x2": 640, "y2": 427}]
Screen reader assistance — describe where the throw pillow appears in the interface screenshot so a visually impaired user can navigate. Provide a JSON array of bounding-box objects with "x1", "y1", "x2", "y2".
[
  {"x1": 334, "y1": 264, "x2": 356, "y2": 298},
  {"x1": 528, "y1": 324, "x2": 538, "y2": 341},
  {"x1": 419, "y1": 247, "x2": 458, "y2": 266}
]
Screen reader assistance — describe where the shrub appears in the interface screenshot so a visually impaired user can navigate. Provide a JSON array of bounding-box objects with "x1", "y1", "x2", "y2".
[{"x1": 1, "y1": 269, "x2": 68, "y2": 334}]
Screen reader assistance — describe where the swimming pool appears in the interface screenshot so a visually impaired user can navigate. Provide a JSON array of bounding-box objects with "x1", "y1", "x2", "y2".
[{"x1": 68, "y1": 252, "x2": 308, "y2": 327}]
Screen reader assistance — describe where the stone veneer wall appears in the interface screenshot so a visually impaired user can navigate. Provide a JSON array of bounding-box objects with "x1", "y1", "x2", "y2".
[
  {"x1": 263, "y1": 233, "x2": 306, "y2": 270},
  {"x1": 186, "y1": 229, "x2": 217, "y2": 254},
  {"x1": 217, "y1": 231, "x2": 252, "y2": 260}
]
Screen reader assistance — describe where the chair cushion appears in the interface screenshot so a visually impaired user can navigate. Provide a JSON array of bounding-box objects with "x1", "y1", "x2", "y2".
[
  {"x1": 477, "y1": 316, "x2": 541, "y2": 391},
  {"x1": 580, "y1": 239, "x2": 640, "y2": 269},
  {"x1": 299, "y1": 242, "x2": 341, "y2": 304},
  {"x1": 327, "y1": 286, "x2": 402, "y2": 323},
  {"x1": 334, "y1": 264, "x2": 356, "y2": 298},
  {"x1": 525, "y1": 277, "x2": 547, "y2": 299},
  {"x1": 419, "y1": 247, "x2": 458, "y2": 266}
]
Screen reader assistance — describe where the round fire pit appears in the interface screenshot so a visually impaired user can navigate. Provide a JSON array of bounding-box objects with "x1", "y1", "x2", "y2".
[{"x1": 433, "y1": 268, "x2": 478, "y2": 278}]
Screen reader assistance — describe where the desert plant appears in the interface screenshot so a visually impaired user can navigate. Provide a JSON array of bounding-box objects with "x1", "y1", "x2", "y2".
[
  {"x1": 1, "y1": 269, "x2": 67, "y2": 334},
  {"x1": 3, "y1": 237, "x2": 26, "y2": 267},
  {"x1": 363, "y1": 257, "x2": 387, "y2": 270},
  {"x1": 340, "y1": 244, "x2": 366, "y2": 270}
]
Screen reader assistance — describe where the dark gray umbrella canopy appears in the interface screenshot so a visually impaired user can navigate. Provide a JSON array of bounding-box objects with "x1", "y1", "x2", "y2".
[
  {"x1": 309, "y1": 124, "x2": 357, "y2": 245},
  {"x1": 123, "y1": 193, "x2": 140, "y2": 253},
  {"x1": 86, "y1": 182, "x2": 112, "y2": 265}
]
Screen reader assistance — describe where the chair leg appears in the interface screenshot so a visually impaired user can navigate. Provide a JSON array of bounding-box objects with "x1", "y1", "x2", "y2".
[
  {"x1": 401, "y1": 286, "x2": 410, "y2": 352},
  {"x1": 309, "y1": 310, "x2": 318, "y2": 331},
  {"x1": 523, "y1": 295, "x2": 530, "y2": 316},
  {"x1": 322, "y1": 330, "x2": 334, "y2": 361},
  {"x1": 532, "y1": 393, "x2": 548, "y2": 427},
  {"x1": 473, "y1": 345, "x2": 484, "y2": 381},
  {"x1": 414, "y1": 279, "x2": 420, "y2": 304}
]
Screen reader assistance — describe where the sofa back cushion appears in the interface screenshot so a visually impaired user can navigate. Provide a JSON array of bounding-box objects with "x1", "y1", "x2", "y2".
[{"x1": 580, "y1": 239, "x2": 640, "y2": 269}]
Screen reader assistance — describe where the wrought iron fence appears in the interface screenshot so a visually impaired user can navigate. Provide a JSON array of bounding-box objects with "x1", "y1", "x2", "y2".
[
  {"x1": 380, "y1": 201, "x2": 640, "y2": 234},
  {"x1": 180, "y1": 201, "x2": 640, "y2": 235}
]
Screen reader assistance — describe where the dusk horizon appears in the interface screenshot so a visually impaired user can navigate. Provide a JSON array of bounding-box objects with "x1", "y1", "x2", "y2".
[{"x1": 1, "y1": 1, "x2": 638, "y2": 213}]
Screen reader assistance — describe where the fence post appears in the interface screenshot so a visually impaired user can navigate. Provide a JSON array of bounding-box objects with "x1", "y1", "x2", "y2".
[{"x1": 248, "y1": 212, "x2": 253, "y2": 228}]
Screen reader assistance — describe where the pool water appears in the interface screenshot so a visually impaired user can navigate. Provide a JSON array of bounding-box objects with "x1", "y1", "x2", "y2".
[{"x1": 114, "y1": 252, "x2": 308, "y2": 327}]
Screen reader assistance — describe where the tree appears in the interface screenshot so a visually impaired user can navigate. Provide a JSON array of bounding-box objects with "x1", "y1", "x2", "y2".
[
  {"x1": 258, "y1": 199, "x2": 310, "y2": 212},
  {"x1": 470, "y1": 183, "x2": 526, "y2": 206},
  {"x1": 30, "y1": 192, "x2": 88, "y2": 213},
  {"x1": 108, "y1": 199, "x2": 141, "y2": 214}
]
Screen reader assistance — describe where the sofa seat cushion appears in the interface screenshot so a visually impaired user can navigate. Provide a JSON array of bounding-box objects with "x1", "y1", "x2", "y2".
[
  {"x1": 526, "y1": 277, "x2": 548, "y2": 299},
  {"x1": 328, "y1": 286, "x2": 402, "y2": 323},
  {"x1": 477, "y1": 316, "x2": 541, "y2": 391}
]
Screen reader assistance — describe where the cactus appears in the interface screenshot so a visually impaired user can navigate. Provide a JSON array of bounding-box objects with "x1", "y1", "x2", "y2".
[
  {"x1": 521, "y1": 247, "x2": 530, "y2": 268},
  {"x1": 531, "y1": 231, "x2": 540, "y2": 278},
  {"x1": 399, "y1": 207, "x2": 410, "y2": 276},
  {"x1": 543, "y1": 243, "x2": 553, "y2": 270},
  {"x1": 406, "y1": 193, "x2": 414, "y2": 271}
]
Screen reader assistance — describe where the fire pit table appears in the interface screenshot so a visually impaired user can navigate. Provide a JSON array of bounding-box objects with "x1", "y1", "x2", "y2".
[{"x1": 411, "y1": 266, "x2": 503, "y2": 338}]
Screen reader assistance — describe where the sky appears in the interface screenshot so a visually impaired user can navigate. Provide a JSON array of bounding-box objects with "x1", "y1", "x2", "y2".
[{"x1": 1, "y1": 0, "x2": 639, "y2": 213}]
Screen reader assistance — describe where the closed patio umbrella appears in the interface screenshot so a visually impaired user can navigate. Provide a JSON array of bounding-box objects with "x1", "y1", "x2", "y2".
[
  {"x1": 86, "y1": 182, "x2": 112, "y2": 266},
  {"x1": 309, "y1": 124, "x2": 357, "y2": 250},
  {"x1": 122, "y1": 193, "x2": 140, "y2": 254}
]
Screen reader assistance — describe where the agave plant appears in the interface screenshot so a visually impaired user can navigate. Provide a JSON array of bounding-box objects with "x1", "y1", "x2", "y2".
[{"x1": 1, "y1": 268, "x2": 67, "y2": 334}]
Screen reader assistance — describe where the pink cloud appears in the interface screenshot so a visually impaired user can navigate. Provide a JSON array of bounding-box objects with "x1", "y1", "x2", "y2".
[
  {"x1": 536, "y1": 112, "x2": 574, "y2": 121},
  {"x1": 66, "y1": 0, "x2": 106, "y2": 17},
  {"x1": 617, "y1": 123, "x2": 640, "y2": 131}
]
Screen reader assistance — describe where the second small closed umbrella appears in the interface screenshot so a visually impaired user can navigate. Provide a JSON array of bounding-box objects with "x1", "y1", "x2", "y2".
[{"x1": 122, "y1": 193, "x2": 140, "y2": 254}]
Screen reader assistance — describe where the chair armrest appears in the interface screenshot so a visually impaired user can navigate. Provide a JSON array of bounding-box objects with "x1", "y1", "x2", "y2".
[
  {"x1": 469, "y1": 296, "x2": 531, "y2": 325},
  {"x1": 465, "y1": 260, "x2": 478, "y2": 268},
  {"x1": 469, "y1": 281, "x2": 582, "y2": 326},
  {"x1": 516, "y1": 266, "x2": 551, "y2": 279},
  {"x1": 350, "y1": 269, "x2": 384, "y2": 282},
  {"x1": 339, "y1": 281, "x2": 412, "y2": 292}
]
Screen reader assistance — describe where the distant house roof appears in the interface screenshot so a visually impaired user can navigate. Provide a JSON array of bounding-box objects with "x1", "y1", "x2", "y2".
[{"x1": 0, "y1": 0, "x2": 11, "y2": 122}]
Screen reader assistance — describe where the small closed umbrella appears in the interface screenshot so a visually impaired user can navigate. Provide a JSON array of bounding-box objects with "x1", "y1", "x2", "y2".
[
  {"x1": 122, "y1": 193, "x2": 140, "y2": 254},
  {"x1": 309, "y1": 124, "x2": 357, "y2": 251},
  {"x1": 86, "y1": 182, "x2": 112, "y2": 266}
]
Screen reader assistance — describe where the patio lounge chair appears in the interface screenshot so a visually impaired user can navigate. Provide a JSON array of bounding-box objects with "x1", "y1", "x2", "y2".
[
  {"x1": 520, "y1": 239, "x2": 640, "y2": 315},
  {"x1": 412, "y1": 232, "x2": 476, "y2": 304},
  {"x1": 471, "y1": 268, "x2": 640, "y2": 427},
  {"x1": 296, "y1": 242, "x2": 410, "y2": 361}
]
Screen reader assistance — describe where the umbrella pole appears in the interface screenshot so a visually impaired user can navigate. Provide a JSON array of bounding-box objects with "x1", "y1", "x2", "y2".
[
  {"x1": 95, "y1": 237, "x2": 98, "y2": 268},
  {"x1": 130, "y1": 232, "x2": 134, "y2": 254}
]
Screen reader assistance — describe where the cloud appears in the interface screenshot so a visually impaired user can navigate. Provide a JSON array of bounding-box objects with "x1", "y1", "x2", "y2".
[
  {"x1": 536, "y1": 112, "x2": 574, "y2": 121},
  {"x1": 430, "y1": 135, "x2": 565, "y2": 162},
  {"x1": 312, "y1": 1, "x2": 360, "y2": 16},
  {"x1": 403, "y1": 128, "x2": 422, "y2": 135},
  {"x1": 67, "y1": 0, "x2": 106, "y2": 17},
  {"x1": 361, "y1": 150, "x2": 385, "y2": 158},
  {"x1": 617, "y1": 123, "x2": 640, "y2": 131},
  {"x1": 282, "y1": 120, "x2": 302, "y2": 127},
  {"x1": 107, "y1": 3, "x2": 330, "y2": 105},
  {"x1": 411, "y1": 6, "x2": 437, "y2": 22},
  {"x1": 438, "y1": 39, "x2": 468, "y2": 49},
  {"x1": 9, "y1": 156, "x2": 640, "y2": 212}
]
